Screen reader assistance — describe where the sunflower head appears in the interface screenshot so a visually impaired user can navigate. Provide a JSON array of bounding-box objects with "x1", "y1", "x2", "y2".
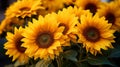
[
  {"x1": 75, "y1": 0, "x2": 101, "y2": 14},
  {"x1": 22, "y1": 13, "x2": 64, "y2": 60},
  {"x1": 57, "y1": 8, "x2": 79, "y2": 46},
  {"x1": 4, "y1": 27, "x2": 29, "y2": 63},
  {"x1": 5, "y1": 0, "x2": 44, "y2": 18},
  {"x1": 41, "y1": 0, "x2": 64, "y2": 13},
  {"x1": 97, "y1": 1, "x2": 120, "y2": 31},
  {"x1": 60, "y1": 6, "x2": 90, "y2": 19},
  {"x1": 0, "y1": 17, "x2": 24, "y2": 34},
  {"x1": 63, "y1": 0, "x2": 77, "y2": 5},
  {"x1": 77, "y1": 13, "x2": 115, "y2": 55}
]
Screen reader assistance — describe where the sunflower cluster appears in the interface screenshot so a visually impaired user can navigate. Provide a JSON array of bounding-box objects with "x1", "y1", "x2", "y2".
[{"x1": 0, "y1": 0, "x2": 120, "y2": 67}]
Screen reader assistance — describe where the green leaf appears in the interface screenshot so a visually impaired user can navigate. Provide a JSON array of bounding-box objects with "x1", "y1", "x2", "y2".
[
  {"x1": 63, "y1": 50, "x2": 78, "y2": 62},
  {"x1": 109, "y1": 51, "x2": 120, "y2": 58},
  {"x1": 109, "y1": 44, "x2": 120, "y2": 58},
  {"x1": 48, "y1": 63, "x2": 55, "y2": 67},
  {"x1": 87, "y1": 56, "x2": 116, "y2": 66},
  {"x1": 77, "y1": 62, "x2": 89, "y2": 67},
  {"x1": 14, "y1": 60, "x2": 26, "y2": 67},
  {"x1": 62, "y1": 60, "x2": 77, "y2": 67},
  {"x1": 35, "y1": 59, "x2": 52, "y2": 67}
]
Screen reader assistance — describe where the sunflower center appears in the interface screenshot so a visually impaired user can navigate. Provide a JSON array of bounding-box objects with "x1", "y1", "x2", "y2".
[
  {"x1": 49, "y1": 0, "x2": 54, "y2": 1},
  {"x1": 105, "y1": 12, "x2": 115, "y2": 24},
  {"x1": 20, "y1": 7, "x2": 30, "y2": 11},
  {"x1": 72, "y1": 0, "x2": 76, "y2": 2},
  {"x1": 83, "y1": 27, "x2": 100, "y2": 42},
  {"x1": 85, "y1": 3, "x2": 97, "y2": 14},
  {"x1": 16, "y1": 37, "x2": 26, "y2": 53},
  {"x1": 59, "y1": 23, "x2": 69, "y2": 35},
  {"x1": 37, "y1": 33, "x2": 53, "y2": 48}
]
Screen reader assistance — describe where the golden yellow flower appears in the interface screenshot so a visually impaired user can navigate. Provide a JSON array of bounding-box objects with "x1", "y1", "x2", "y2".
[
  {"x1": 63, "y1": 0, "x2": 76, "y2": 5},
  {"x1": 41, "y1": 0, "x2": 64, "y2": 13},
  {"x1": 61, "y1": 6, "x2": 90, "y2": 18},
  {"x1": 5, "y1": 0, "x2": 44, "y2": 18},
  {"x1": 114, "y1": 0, "x2": 120, "y2": 6},
  {"x1": 0, "y1": 17, "x2": 24, "y2": 34},
  {"x1": 22, "y1": 13, "x2": 64, "y2": 60},
  {"x1": 77, "y1": 13, "x2": 115, "y2": 55},
  {"x1": 97, "y1": 1, "x2": 120, "y2": 31},
  {"x1": 4, "y1": 27, "x2": 29, "y2": 63},
  {"x1": 75, "y1": 0, "x2": 102, "y2": 14},
  {"x1": 57, "y1": 8, "x2": 78, "y2": 46}
]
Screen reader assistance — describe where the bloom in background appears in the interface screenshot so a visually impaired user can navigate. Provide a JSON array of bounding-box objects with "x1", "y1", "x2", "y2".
[
  {"x1": 41, "y1": 0, "x2": 64, "y2": 13},
  {"x1": 75, "y1": 0, "x2": 102, "y2": 14},
  {"x1": 5, "y1": 0, "x2": 44, "y2": 18},
  {"x1": 115, "y1": 0, "x2": 120, "y2": 7},
  {"x1": 97, "y1": 1, "x2": 120, "y2": 31},
  {"x1": 57, "y1": 8, "x2": 78, "y2": 46},
  {"x1": 22, "y1": 13, "x2": 64, "y2": 60},
  {"x1": 4, "y1": 27, "x2": 29, "y2": 63},
  {"x1": 77, "y1": 13, "x2": 115, "y2": 55},
  {"x1": 63, "y1": 0, "x2": 76, "y2": 5},
  {"x1": 61, "y1": 6, "x2": 90, "y2": 18},
  {"x1": 0, "y1": 17, "x2": 24, "y2": 34}
]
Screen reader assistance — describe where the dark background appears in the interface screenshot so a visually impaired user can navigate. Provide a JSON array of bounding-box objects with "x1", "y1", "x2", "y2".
[{"x1": 0, "y1": 0, "x2": 16, "y2": 67}]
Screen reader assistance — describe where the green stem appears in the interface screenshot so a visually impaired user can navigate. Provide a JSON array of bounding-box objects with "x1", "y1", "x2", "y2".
[
  {"x1": 29, "y1": 58, "x2": 34, "y2": 65},
  {"x1": 78, "y1": 45, "x2": 83, "y2": 62},
  {"x1": 56, "y1": 56, "x2": 62, "y2": 67},
  {"x1": 77, "y1": 45, "x2": 89, "y2": 64},
  {"x1": 77, "y1": 58, "x2": 87, "y2": 63}
]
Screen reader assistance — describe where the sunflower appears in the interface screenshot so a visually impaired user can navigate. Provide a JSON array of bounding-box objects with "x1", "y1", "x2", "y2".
[
  {"x1": 77, "y1": 13, "x2": 115, "y2": 55},
  {"x1": 97, "y1": 1, "x2": 120, "y2": 31},
  {"x1": 114, "y1": 0, "x2": 120, "y2": 6},
  {"x1": 75, "y1": 0, "x2": 102, "y2": 14},
  {"x1": 61, "y1": 6, "x2": 90, "y2": 18},
  {"x1": 22, "y1": 13, "x2": 64, "y2": 60},
  {"x1": 0, "y1": 17, "x2": 24, "y2": 34},
  {"x1": 5, "y1": 0, "x2": 44, "y2": 18},
  {"x1": 63, "y1": 0, "x2": 76, "y2": 5},
  {"x1": 57, "y1": 8, "x2": 79, "y2": 46},
  {"x1": 41, "y1": 0, "x2": 64, "y2": 13},
  {"x1": 37, "y1": 0, "x2": 65, "y2": 16},
  {"x1": 4, "y1": 27, "x2": 29, "y2": 63},
  {"x1": 0, "y1": 18, "x2": 9, "y2": 34}
]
